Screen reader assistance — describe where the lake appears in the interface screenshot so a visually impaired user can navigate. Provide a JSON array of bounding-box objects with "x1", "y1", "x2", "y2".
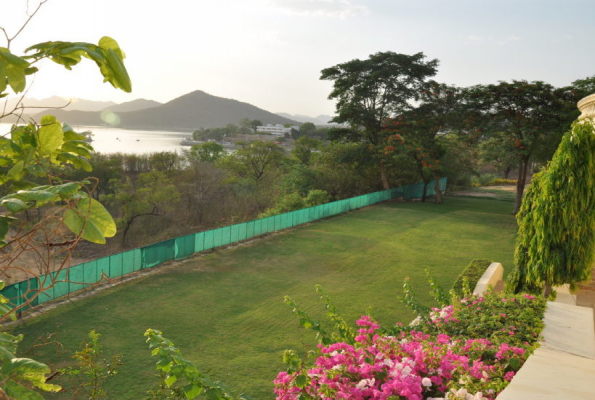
[{"x1": 0, "y1": 123, "x2": 194, "y2": 155}]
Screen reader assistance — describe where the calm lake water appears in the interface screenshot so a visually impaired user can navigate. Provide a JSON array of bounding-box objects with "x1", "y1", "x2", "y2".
[{"x1": 0, "y1": 123, "x2": 193, "y2": 155}]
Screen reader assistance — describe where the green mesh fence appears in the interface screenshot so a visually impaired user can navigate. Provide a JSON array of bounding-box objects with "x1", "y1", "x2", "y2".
[{"x1": 4, "y1": 178, "x2": 446, "y2": 310}]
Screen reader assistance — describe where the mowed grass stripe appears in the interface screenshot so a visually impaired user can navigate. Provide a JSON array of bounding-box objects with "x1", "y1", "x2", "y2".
[{"x1": 13, "y1": 196, "x2": 516, "y2": 399}]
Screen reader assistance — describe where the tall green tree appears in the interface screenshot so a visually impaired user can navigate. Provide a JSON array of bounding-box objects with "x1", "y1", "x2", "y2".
[
  {"x1": 508, "y1": 118, "x2": 595, "y2": 296},
  {"x1": 189, "y1": 142, "x2": 226, "y2": 162},
  {"x1": 217, "y1": 140, "x2": 285, "y2": 182},
  {"x1": 320, "y1": 51, "x2": 438, "y2": 189},
  {"x1": 383, "y1": 81, "x2": 461, "y2": 203},
  {"x1": 465, "y1": 81, "x2": 564, "y2": 214}
]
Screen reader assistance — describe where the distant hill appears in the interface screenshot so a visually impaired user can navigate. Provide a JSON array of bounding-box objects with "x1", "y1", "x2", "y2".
[
  {"x1": 102, "y1": 98, "x2": 162, "y2": 113},
  {"x1": 276, "y1": 113, "x2": 335, "y2": 125},
  {"x1": 30, "y1": 90, "x2": 298, "y2": 131},
  {"x1": 7, "y1": 96, "x2": 116, "y2": 112}
]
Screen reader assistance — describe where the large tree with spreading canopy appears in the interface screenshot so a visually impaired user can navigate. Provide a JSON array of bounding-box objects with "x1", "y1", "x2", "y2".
[{"x1": 320, "y1": 51, "x2": 438, "y2": 189}]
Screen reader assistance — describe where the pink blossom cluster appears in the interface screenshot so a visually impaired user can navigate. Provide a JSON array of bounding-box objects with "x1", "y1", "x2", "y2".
[
  {"x1": 274, "y1": 316, "x2": 526, "y2": 400},
  {"x1": 429, "y1": 305, "x2": 457, "y2": 326}
]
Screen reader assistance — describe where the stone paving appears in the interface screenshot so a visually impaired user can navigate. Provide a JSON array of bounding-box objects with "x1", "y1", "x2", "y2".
[{"x1": 497, "y1": 287, "x2": 595, "y2": 399}]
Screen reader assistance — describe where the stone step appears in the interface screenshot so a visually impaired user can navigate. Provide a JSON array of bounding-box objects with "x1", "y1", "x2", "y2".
[{"x1": 497, "y1": 301, "x2": 595, "y2": 399}]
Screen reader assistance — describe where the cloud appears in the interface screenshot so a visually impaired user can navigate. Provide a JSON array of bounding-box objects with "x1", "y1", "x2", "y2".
[
  {"x1": 268, "y1": 0, "x2": 368, "y2": 19},
  {"x1": 465, "y1": 34, "x2": 522, "y2": 46},
  {"x1": 495, "y1": 34, "x2": 521, "y2": 46}
]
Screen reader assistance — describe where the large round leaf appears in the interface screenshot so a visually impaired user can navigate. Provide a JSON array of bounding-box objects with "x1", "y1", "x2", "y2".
[{"x1": 63, "y1": 198, "x2": 116, "y2": 244}]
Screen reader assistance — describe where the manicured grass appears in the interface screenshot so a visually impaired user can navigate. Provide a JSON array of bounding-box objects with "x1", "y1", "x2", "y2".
[{"x1": 12, "y1": 196, "x2": 516, "y2": 399}]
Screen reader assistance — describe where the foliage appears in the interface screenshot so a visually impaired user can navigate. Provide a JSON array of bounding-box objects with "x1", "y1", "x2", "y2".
[
  {"x1": 291, "y1": 137, "x2": 322, "y2": 166},
  {"x1": 383, "y1": 81, "x2": 462, "y2": 203},
  {"x1": 488, "y1": 179, "x2": 516, "y2": 186},
  {"x1": 259, "y1": 189, "x2": 330, "y2": 218},
  {"x1": 58, "y1": 330, "x2": 122, "y2": 400},
  {"x1": 216, "y1": 140, "x2": 285, "y2": 183},
  {"x1": 189, "y1": 142, "x2": 226, "y2": 163},
  {"x1": 321, "y1": 51, "x2": 438, "y2": 189},
  {"x1": 0, "y1": 7, "x2": 131, "y2": 311},
  {"x1": 478, "y1": 132, "x2": 519, "y2": 179},
  {"x1": 101, "y1": 171, "x2": 181, "y2": 245},
  {"x1": 145, "y1": 329, "x2": 251, "y2": 400},
  {"x1": 509, "y1": 121, "x2": 595, "y2": 295},
  {"x1": 0, "y1": 281, "x2": 61, "y2": 399},
  {"x1": 464, "y1": 80, "x2": 566, "y2": 213},
  {"x1": 451, "y1": 259, "x2": 491, "y2": 298},
  {"x1": 278, "y1": 279, "x2": 545, "y2": 400},
  {"x1": 275, "y1": 324, "x2": 529, "y2": 400}
]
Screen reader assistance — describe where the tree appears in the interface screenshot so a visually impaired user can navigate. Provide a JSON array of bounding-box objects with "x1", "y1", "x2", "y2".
[
  {"x1": 477, "y1": 132, "x2": 518, "y2": 179},
  {"x1": 292, "y1": 136, "x2": 322, "y2": 165},
  {"x1": 508, "y1": 116, "x2": 595, "y2": 297},
  {"x1": 321, "y1": 51, "x2": 438, "y2": 189},
  {"x1": 383, "y1": 82, "x2": 461, "y2": 203},
  {"x1": 189, "y1": 142, "x2": 226, "y2": 162},
  {"x1": 250, "y1": 119, "x2": 262, "y2": 133},
  {"x1": 465, "y1": 81, "x2": 564, "y2": 214},
  {"x1": 292, "y1": 122, "x2": 316, "y2": 139},
  {"x1": 217, "y1": 141, "x2": 285, "y2": 182},
  {"x1": 102, "y1": 171, "x2": 180, "y2": 246}
]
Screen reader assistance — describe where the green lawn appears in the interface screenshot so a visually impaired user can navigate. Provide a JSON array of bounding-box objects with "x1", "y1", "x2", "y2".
[{"x1": 12, "y1": 195, "x2": 516, "y2": 399}]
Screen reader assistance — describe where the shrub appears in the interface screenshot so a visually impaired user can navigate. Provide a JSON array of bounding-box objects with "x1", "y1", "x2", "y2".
[
  {"x1": 489, "y1": 179, "x2": 517, "y2": 186},
  {"x1": 278, "y1": 280, "x2": 546, "y2": 400},
  {"x1": 452, "y1": 259, "x2": 491, "y2": 297}
]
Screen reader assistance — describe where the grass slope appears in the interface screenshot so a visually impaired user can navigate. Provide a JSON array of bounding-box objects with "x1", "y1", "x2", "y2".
[{"x1": 12, "y1": 196, "x2": 516, "y2": 399}]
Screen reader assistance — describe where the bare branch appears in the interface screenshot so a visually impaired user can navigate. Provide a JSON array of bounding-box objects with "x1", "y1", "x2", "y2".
[{"x1": 3, "y1": 0, "x2": 48, "y2": 50}]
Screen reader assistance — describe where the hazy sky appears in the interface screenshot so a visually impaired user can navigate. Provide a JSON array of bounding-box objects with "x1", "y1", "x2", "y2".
[{"x1": 1, "y1": 0, "x2": 593, "y2": 117}]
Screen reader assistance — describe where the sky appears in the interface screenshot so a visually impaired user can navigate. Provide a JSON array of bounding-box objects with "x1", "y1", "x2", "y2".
[{"x1": 1, "y1": 0, "x2": 594, "y2": 117}]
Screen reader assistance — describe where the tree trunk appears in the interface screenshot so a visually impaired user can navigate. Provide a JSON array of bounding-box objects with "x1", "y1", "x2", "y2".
[
  {"x1": 379, "y1": 160, "x2": 390, "y2": 190},
  {"x1": 421, "y1": 181, "x2": 428, "y2": 203},
  {"x1": 513, "y1": 156, "x2": 530, "y2": 215},
  {"x1": 543, "y1": 282, "x2": 553, "y2": 298},
  {"x1": 504, "y1": 167, "x2": 511, "y2": 179},
  {"x1": 433, "y1": 172, "x2": 443, "y2": 204}
]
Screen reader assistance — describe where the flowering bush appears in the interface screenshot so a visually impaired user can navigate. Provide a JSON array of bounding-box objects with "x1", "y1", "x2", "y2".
[
  {"x1": 410, "y1": 292, "x2": 545, "y2": 348},
  {"x1": 276, "y1": 288, "x2": 546, "y2": 399}
]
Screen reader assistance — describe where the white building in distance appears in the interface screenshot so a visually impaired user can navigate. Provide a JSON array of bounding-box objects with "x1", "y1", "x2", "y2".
[{"x1": 256, "y1": 124, "x2": 299, "y2": 136}]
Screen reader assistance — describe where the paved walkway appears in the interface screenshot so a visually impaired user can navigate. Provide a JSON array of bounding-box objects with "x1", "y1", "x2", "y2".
[{"x1": 497, "y1": 289, "x2": 595, "y2": 399}]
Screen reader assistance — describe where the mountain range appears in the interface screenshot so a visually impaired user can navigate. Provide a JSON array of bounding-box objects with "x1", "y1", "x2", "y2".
[
  {"x1": 276, "y1": 113, "x2": 335, "y2": 125},
  {"x1": 3, "y1": 91, "x2": 310, "y2": 130}
]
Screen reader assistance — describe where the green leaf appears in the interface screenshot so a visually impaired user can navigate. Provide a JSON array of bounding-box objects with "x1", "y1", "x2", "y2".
[
  {"x1": 295, "y1": 374, "x2": 307, "y2": 388},
  {"x1": 0, "y1": 216, "x2": 9, "y2": 240},
  {"x1": 205, "y1": 387, "x2": 224, "y2": 400},
  {"x1": 25, "y1": 164, "x2": 46, "y2": 177},
  {"x1": 14, "y1": 189, "x2": 58, "y2": 203},
  {"x1": 60, "y1": 140, "x2": 93, "y2": 158},
  {"x1": 4, "y1": 380, "x2": 46, "y2": 400},
  {"x1": 164, "y1": 373, "x2": 178, "y2": 387},
  {"x1": 0, "y1": 197, "x2": 28, "y2": 213},
  {"x1": 38, "y1": 115, "x2": 64, "y2": 155},
  {"x1": 6, "y1": 160, "x2": 25, "y2": 182},
  {"x1": 10, "y1": 357, "x2": 51, "y2": 375},
  {"x1": 183, "y1": 383, "x2": 203, "y2": 399},
  {"x1": 56, "y1": 152, "x2": 92, "y2": 171},
  {"x1": 47, "y1": 182, "x2": 82, "y2": 198},
  {"x1": 99, "y1": 37, "x2": 132, "y2": 92},
  {"x1": 0, "y1": 49, "x2": 30, "y2": 94},
  {"x1": 63, "y1": 198, "x2": 117, "y2": 244}
]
